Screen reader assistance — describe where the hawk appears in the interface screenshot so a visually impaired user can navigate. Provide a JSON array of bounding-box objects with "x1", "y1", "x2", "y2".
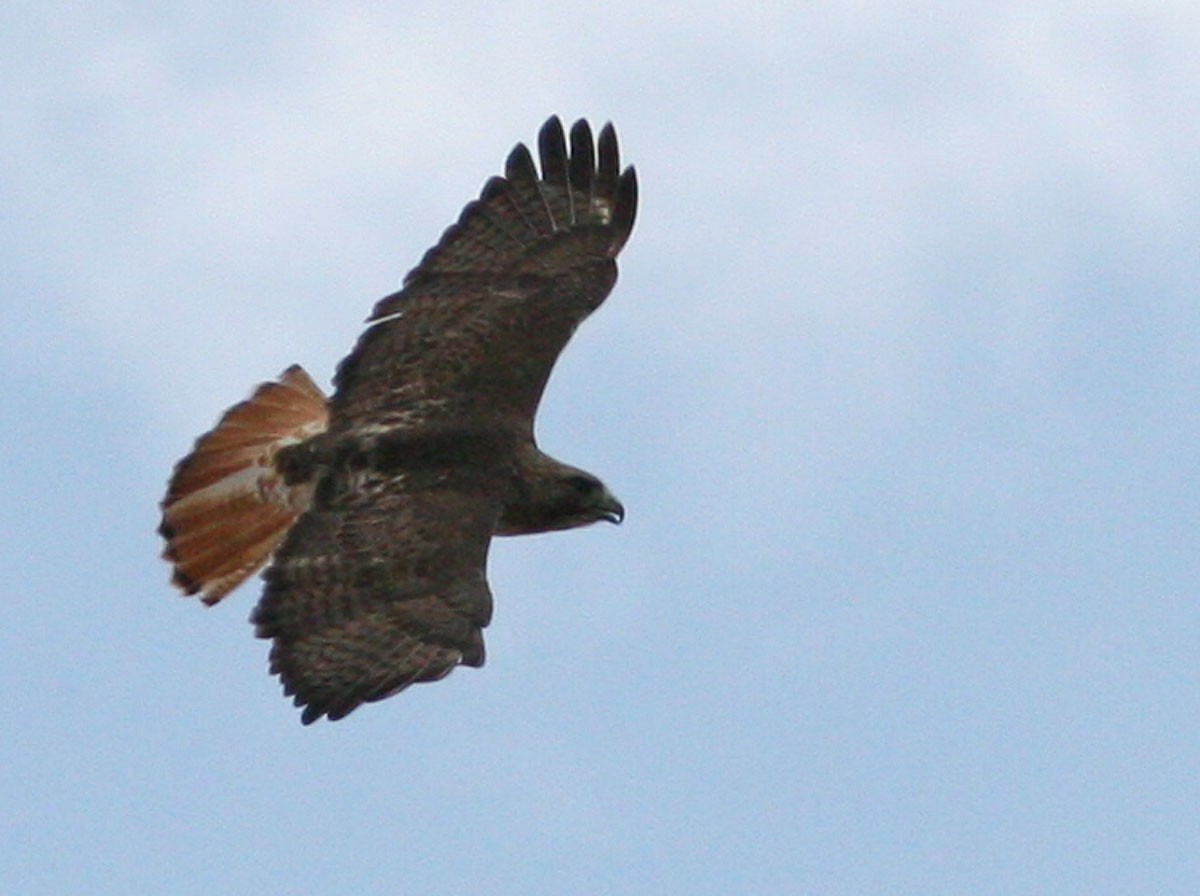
[{"x1": 159, "y1": 117, "x2": 637, "y2": 723}]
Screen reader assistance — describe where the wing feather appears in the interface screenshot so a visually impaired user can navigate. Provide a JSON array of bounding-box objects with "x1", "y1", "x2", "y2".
[
  {"x1": 567, "y1": 119, "x2": 596, "y2": 198},
  {"x1": 595, "y1": 123, "x2": 621, "y2": 203},
  {"x1": 337, "y1": 117, "x2": 638, "y2": 429},
  {"x1": 252, "y1": 469, "x2": 497, "y2": 724},
  {"x1": 502, "y1": 142, "x2": 556, "y2": 239},
  {"x1": 537, "y1": 116, "x2": 573, "y2": 227}
]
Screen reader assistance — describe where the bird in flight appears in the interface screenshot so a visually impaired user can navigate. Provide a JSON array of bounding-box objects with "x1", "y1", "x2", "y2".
[{"x1": 159, "y1": 116, "x2": 637, "y2": 723}]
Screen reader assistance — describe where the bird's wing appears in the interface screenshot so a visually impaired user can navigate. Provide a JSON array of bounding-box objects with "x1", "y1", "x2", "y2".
[
  {"x1": 251, "y1": 459, "x2": 498, "y2": 724},
  {"x1": 329, "y1": 116, "x2": 638, "y2": 435}
]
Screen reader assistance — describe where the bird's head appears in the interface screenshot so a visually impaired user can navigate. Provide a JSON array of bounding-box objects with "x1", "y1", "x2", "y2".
[
  {"x1": 496, "y1": 460, "x2": 624, "y2": 535},
  {"x1": 559, "y1": 471, "x2": 625, "y2": 528}
]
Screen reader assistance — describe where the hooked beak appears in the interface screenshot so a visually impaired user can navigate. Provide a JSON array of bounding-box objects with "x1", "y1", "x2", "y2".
[{"x1": 599, "y1": 492, "x2": 625, "y2": 525}]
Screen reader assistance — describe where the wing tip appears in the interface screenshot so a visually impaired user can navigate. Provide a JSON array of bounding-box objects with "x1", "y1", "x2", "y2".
[
  {"x1": 504, "y1": 141, "x2": 538, "y2": 185},
  {"x1": 567, "y1": 119, "x2": 596, "y2": 194},
  {"x1": 260, "y1": 626, "x2": 482, "y2": 724},
  {"x1": 537, "y1": 116, "x2": 570, "y2": 196},
  {"x1": 374, "y1": 115, "x2": 638, "y2": 316},
  {"x1": 611, "y1": 165, "x2": 638, "y2": 255}
]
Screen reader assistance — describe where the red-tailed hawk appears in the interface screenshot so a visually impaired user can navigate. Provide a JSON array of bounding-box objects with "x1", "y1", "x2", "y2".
[{"x1": 160, "y1": 117, "x2": 636, "y2": 723}]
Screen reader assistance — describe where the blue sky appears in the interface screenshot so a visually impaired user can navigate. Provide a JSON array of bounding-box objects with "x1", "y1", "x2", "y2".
[{"x1": 3, "y1": 3, "x2": 1199, "y2": 893}]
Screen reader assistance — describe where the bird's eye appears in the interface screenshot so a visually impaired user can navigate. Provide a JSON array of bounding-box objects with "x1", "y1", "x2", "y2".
[{"x1": 568, "y1": 475, "x2": 598, "y2": 494}]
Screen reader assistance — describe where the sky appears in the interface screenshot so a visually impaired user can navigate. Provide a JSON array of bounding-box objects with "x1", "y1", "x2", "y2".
[{"x1": 2, "y1": 2, "x2": 1199, "y2": 893}]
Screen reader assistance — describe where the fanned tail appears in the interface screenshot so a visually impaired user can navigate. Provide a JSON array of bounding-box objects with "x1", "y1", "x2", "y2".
[{"x1": 160, "y1": 365, "x2": 329, "y2": 605}]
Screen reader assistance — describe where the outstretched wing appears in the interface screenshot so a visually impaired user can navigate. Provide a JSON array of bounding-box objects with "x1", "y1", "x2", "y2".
[
  {"x1": 329, "y1": 116, "x2": 638, "y2": 434},
  {"x1": 251, "y1": 463, "x2": 498, "y2": 724}
]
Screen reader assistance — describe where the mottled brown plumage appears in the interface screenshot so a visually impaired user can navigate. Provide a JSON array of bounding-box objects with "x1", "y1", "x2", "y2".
[{"x1": 160, "y1": 117, "x2": 636, "y2": 723}]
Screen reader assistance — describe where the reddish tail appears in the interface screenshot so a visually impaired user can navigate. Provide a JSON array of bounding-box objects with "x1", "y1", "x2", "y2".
[{"x1": 160, "y1": 365, "x2": 329, "y2": 605}]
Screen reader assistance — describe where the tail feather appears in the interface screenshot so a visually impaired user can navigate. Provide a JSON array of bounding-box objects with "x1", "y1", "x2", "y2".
[{"x1": 160, "y1": 365, "x2": 329, "y2": 605}]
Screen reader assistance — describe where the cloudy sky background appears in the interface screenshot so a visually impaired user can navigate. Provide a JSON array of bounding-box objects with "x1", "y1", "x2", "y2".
[{"x1": 3, "y1": 3, "x2": 1198, "y2": 893}]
